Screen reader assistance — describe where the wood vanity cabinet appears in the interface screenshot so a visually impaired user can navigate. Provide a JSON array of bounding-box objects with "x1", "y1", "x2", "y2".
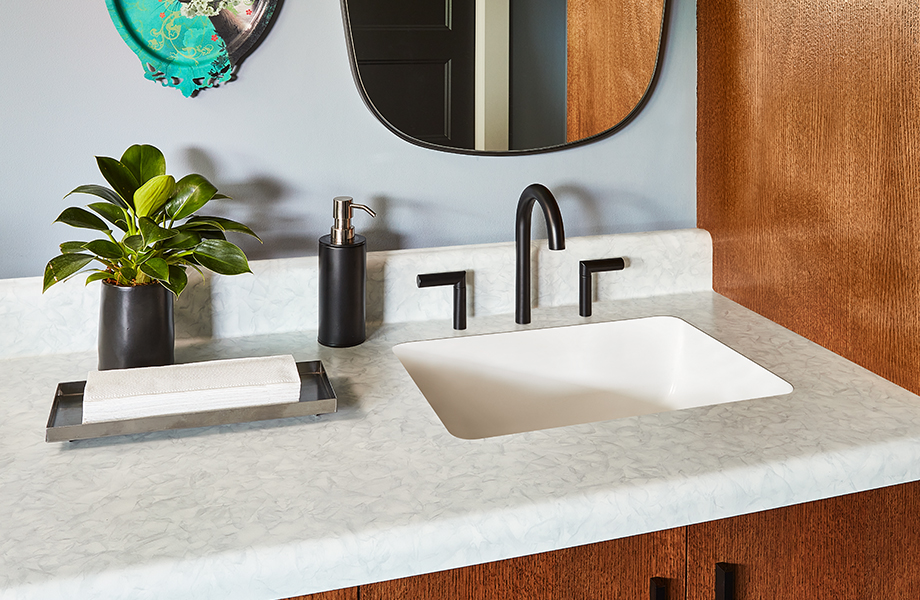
[
  {"x1": 284, "y1": 590, "x2": 357, "y2": 600},
  {"x1": 687, "y1": 480, "x2": 920, "y2": 599},
  {"x1": 360, "y1": 528, "x2": 685, "y2": 599},
  {"x1": 279, "y1": 528, "x2": 684, "y2": 600},
  {"x1": 282, "y1": 481, "x2": 920, "y2": 599}
]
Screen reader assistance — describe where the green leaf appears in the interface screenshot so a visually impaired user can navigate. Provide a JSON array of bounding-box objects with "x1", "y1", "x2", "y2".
[
  {"x1": 192, "y1": 239, "x2": 252, "y2": 275},
  {"x1": 54, "y1": 207, "x2": 110, "y2": 232},
  {"x1": 96, "y1": 156, "x2": 139, "y2": 209},
  {"x1": 43, "y1": 253, "x2": 94, "y2": 292},
  {"x1": 60, "y1": 241, "x2": 87, "y2": 254},
  {"x1": 139, "y1": 217, "x2": 178, "y2": 247},
  {"x1": 161, "y1": 230, "x2": 201, "y2": 250},
  {"x1": 199, "y1": 229, "x2": 227, "y2": 241},
  {"x1": 177, "y1": 220, "x2": 230, "y2": 240},
  {"x1": 165, "y1": 174, "x2": 219, "y2": 220},
  {"x1": 120, "y1": 265, "x2": 137, "y2": 282},
  {"x1": 177, "y1": 219, "x2": 224, "y2": 231},
  {"x1": 124, "y1": 234, "x2": 144, "y2": 252},
  {"x1": 162, "y1": 265, "x2": 188, "y2": 297},
  {"x1": 186, "y1": 216, "x2": 262, "y2": 241},
  {"x1": 83, "y1": 239, "x2": 124, "y2": 259},
  {"x1": 134, "y1": 174, "x2": 176, "y2": 218},
  {"x1": 174, "y1": 257, "x2": 206, "y2": 279},
  {"x1": 84, "y1": 271, "x2": 112, "y2": 285},
  {"x1": 65, "y1": 184, "x2": 128, "y2": 209},
  {"x1": 139, "y1": 257, "x2": 169, "y2": 281},
  {"x1": 120, "y1": 144, "x2": 166, "y2": 186},
  {"x1": 88, "y1": 202, "x2": 129, "y2": 232}
]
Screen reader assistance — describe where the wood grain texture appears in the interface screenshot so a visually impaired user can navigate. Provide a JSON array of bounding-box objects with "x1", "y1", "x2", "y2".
[
  {"x1": 566, "y1": 0, "x2": 664, "y2": 141},
  {"x1": 687, "y1": 481, "x2": 920, "y2": 599},
  {"x1": 279, "y1": 587, "x2": 357, "y2": 600},
  {"x1": 362, "y1": 528, "x2": 685, "y2": 600},
  {"x1": 698, "y1": 0, "x2": 920, "y2": 393}
]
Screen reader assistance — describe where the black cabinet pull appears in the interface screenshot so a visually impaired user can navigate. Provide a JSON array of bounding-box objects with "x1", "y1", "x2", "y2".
[
  {"x1": 715, "y1": 562, "x2": 736, "y2": 600},
  {"x1": 649, "y1": 577, "x2": 668, "y2": 600}
]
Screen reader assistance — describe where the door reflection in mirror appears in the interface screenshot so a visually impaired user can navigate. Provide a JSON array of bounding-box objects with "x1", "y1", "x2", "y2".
[{"x1": 344, "y1": 0, "x2": 666, "y2": 154}]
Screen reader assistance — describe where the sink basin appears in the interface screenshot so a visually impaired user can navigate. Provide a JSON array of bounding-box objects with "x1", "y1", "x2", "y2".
[{"x1": 393, "y1": 316, "x2": 793, "y2": 439}]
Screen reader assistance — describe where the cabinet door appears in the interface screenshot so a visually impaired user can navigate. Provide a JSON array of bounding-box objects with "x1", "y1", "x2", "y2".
[
  {"x1": 362, "y1": 528, "x2": 685, "y2": 600},
  {"x1": 687, "y1": 481, "x2": 920, "y2": 599}
]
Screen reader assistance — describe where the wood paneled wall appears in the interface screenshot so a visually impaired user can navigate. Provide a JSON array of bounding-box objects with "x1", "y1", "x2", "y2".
[{"x1": 698, "y1": 0, "x2": 920, "y2": 393}]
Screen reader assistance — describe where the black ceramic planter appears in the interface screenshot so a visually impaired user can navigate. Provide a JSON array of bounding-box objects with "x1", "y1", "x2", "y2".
[{"x1": 98, "y1": 282, "x2": 175, "y2": 371}]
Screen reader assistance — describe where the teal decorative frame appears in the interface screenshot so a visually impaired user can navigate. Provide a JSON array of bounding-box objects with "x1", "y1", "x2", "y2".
[{"x1": 106, "y1": 0, "x2": 279, "y2": 97}]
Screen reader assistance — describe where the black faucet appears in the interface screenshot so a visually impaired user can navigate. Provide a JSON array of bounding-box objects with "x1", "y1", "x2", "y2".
[{"x1": 516, "y1": 183, "x2": 565, "y2": 324}]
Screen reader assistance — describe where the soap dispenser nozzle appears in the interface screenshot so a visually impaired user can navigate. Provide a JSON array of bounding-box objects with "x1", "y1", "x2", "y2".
[{"x1": 331, "y1": 196, "x2": 376, "y2": 245}]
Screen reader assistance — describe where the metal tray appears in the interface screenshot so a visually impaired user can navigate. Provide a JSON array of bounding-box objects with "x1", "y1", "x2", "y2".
[{"x1": 46, "y1": 361, "x2": 336, "y2": 443}]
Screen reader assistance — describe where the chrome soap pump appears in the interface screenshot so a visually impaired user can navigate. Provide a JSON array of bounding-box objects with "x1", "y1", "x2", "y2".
[{"x1": 318, "y1": 196, "x2": 376, "y2": 347}]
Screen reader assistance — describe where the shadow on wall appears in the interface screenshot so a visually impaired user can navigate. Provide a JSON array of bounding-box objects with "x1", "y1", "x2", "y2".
[
  {"x1": 553, "y1": 185, "x2": 605, "y2": 236},
  {"x1": 184, "y1": 148, "x2": 317, "y2": 260},
  {"x1": 554, "y1": 185, "x2": 690, "y2": 236},
  {"x1": 363, "y1": 195, "x2": 405, "y2": 251}
]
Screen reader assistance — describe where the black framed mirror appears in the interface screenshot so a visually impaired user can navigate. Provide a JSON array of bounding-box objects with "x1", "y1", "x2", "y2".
[{"x1": 341, "y1": 0, "x2": 668, "y2": 155}]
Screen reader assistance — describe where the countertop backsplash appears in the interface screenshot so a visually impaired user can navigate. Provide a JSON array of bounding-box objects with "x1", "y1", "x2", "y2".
[{"x1": 0, "y1": 229, "x2": 711, "y2": 360}]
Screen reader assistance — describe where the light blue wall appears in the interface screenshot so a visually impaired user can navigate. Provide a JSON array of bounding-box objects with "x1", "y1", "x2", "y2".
[{"x1": 0, "y1": 0, "x2": 695, "y2": 280}]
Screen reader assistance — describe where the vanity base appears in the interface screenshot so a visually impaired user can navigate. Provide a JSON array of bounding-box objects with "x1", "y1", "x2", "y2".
[{"x1": 282, "y1": 481, "x2": 920, "y2": 599}]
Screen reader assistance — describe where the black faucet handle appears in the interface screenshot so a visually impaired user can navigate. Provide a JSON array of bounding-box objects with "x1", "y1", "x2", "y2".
[
  {"x1": 417, "y1": 270, "x2": 467, "y2": 330},
  {"x1": 579, "y1": 258, "x2": 626, "y2": 317}
]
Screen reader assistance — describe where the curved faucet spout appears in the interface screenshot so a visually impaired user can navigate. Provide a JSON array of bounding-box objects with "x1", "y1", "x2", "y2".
[{"x1": 516, "y1": 183, "x2": 566, "y2": 324}]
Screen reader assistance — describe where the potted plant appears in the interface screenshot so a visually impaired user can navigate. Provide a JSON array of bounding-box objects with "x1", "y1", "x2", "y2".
[{"x1": 43, "y1": 144, "x2": 259, "y2": 370}]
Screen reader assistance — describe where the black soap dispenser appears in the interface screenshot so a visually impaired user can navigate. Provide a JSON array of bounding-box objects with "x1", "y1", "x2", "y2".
[{"x1": 318, "y1": 196, "x2": 376, "y2": 347}]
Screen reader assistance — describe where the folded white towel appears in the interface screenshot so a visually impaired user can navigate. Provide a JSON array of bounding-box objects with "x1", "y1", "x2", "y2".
[{"x1": 82, "y1": 355, "x2": 301, "y2": 424}]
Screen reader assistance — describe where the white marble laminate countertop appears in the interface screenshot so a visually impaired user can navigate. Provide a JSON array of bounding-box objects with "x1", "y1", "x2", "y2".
[{"x1": 2, "y1": 292, "x2": 920, "y2": 599}]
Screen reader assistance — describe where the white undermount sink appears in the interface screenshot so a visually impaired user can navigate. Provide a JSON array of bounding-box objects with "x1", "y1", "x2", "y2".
[{"x1": 393, "y1": 316, "x2": 793, "y2": 439}]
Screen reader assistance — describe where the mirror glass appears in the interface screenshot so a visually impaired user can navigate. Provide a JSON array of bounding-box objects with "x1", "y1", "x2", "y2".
[{"x1": 342, "y1": 0, "x2": 666, "y2": 154}]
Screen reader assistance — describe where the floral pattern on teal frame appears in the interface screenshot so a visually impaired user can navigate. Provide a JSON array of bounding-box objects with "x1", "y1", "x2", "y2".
[{"x1": 106, "y1": 0, "x2": 278, "y2": 97}]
